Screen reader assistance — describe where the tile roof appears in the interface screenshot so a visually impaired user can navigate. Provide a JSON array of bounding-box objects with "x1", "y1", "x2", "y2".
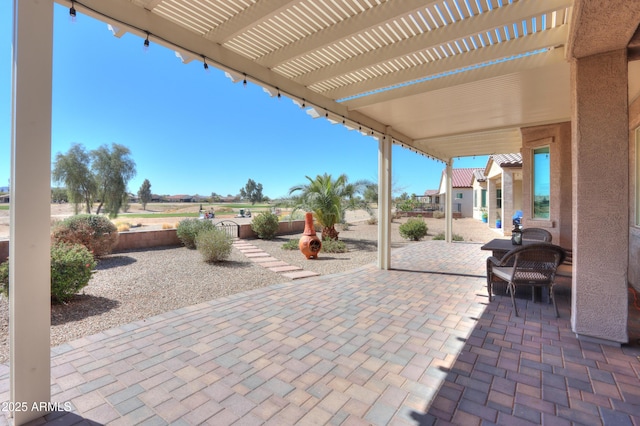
[
  {"x1": 443, "y1": 168, "x2": 484, "y2": 188},
  {"x1": 423, "y1": 189, "x2": 439, "y2": 196},
  {"x1": 473, "y1": 169, "x2": 486, "y2": 182},
  {"x1": 491, "y1": 153, "x2": 522, "y2": 167}
]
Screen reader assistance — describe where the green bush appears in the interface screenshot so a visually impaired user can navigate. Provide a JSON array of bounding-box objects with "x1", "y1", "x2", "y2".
[
  {"x1": 433, "y1": 211, "x2": 445, "y2": 219},
  {"x1": 399, "y1": 218, "x2": 428, "y2": 241},
  {"x1": 321, "y1": 237, "x2": 347, "y2": 253},
  {"x1": 432, "y1": 232, "x2": 464, "y2": 241},
  {"x1": 195, "y1": 228, "x2": 233, "y2": 262},
  {"x1": 51, "y1": 214, "x2": 119, "y2": 258},
  {"x1": 176, "y1": 219, "x2": 215, "y2": 249},
  {"x1": 251, "y1": 212, "x2": 280, "y2": 240},
  {"x1": 282, "y1": 239, "x2": 299, "y2": 250},
  {"x1": 0, "y1": 243, "x2": 97, "y2": 303}
]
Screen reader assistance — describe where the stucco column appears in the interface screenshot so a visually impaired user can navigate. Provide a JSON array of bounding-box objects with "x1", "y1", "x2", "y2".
[
  {"x1": 10, "y1": 1, "x2": 53, "y2": 423},
  {"x1": 571, "y1": 50, "x2": 628, "y2": 344},
  {"x1": 377, "y1": 135, "x2": 391, "y2": 269},
  {"x1": 487, "y1": 178, "x2": 496, "y2": 228},
  {"x1": 502, "y1": 170, "x2": 514, "y2": 233}
]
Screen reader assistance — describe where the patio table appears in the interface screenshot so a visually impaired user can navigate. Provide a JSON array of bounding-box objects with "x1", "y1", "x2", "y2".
[{"x1": 480, "y1": 238, "x2": 543, "y2": 259}]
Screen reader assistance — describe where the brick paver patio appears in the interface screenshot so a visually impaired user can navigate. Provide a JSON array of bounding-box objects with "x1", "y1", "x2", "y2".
[{"x1": 1, "y1": 241, "x2": 638, "y2": 425}]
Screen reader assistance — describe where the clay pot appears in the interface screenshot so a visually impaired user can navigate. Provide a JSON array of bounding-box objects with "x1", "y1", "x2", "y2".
[{"x1": 299, "y1": 212, "x2": 322, "y2": 259}]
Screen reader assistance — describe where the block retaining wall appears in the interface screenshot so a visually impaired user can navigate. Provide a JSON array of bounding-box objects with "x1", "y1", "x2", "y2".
[{"x1": 0, "y1": 219, "x2": 306, "y2": 262}]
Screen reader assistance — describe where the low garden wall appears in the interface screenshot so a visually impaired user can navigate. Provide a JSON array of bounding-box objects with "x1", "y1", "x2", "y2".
[{"x1": 0, "y1": 219, "x2": 306, "y2": 262}]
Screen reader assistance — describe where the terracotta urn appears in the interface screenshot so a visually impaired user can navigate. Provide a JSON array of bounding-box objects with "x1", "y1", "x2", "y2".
[{"x1": 299, "y1": 212, "x2": 322, "y2": 259}]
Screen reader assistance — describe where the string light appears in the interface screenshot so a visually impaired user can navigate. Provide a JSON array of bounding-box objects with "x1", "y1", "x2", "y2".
[{"x1": 69, "y1": 1, "x2": 77, "y2": 21}]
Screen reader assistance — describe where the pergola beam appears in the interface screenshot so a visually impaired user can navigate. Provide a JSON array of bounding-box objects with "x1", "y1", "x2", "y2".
[
  {"x1": 294, "y1": 0, "x2": 572, "y2": 87},
  {"x1": 342, "y1": 47, "x2": 565, "y2": 110},
  {"x1": 65, "y1": 0, "x2": 414, "y2": 146},
  {"x1": 324, "y1": 26, "x2": 568, "y2": 101}
]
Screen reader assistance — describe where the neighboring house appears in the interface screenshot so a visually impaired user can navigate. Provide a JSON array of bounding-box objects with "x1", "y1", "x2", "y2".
[
  {"x1": 417, "y1": 189, "x2": 440, "y2": 211},
  {"x1": 438, "y1": 168, "x2": 482, "y2": 217},
  {"x1": 481, "y1": 153, "x2": 523, "y2": 233},
  {"x1": 166, "y1": 194, "x2": 194, "y2": 203},
  {"x1": 0, "y1": 194, "x2": 9, "y2": 204}
]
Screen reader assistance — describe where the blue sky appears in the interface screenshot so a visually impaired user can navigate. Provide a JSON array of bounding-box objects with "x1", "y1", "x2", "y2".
[{"x1": 0, "y1": 3, "x2": 487, "y2": 200}]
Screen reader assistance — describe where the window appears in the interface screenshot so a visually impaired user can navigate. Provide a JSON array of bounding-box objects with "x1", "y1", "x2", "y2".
[
  {"x1": 481, "y1": 189, "x2": 487, "y2": 208},
  {"x1": 456, "y1": 193, "x2": 463, "y2": 199},
  {"x1": 496, "y1": 189, "x2": 502, "y2": 209},
  {"x1": 473, "y1": 190, "x2": 477, "y2": 207},
  {"x1": 533, "y1": 147, "x2": 550, "y2": 219}
]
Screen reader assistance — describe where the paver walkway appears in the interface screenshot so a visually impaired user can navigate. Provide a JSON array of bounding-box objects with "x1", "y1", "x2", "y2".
[
  {"x1": 0, "y1": 241, "x2": 638, "y2": 425},
  {"x1": 233, "y1": 240, "x2": 320, "y2": 280}
]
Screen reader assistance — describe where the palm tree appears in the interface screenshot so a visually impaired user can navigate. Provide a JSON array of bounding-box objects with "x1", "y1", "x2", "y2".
[{"x1": 289, "y1": 173, "x2": 366, "y2": 241}]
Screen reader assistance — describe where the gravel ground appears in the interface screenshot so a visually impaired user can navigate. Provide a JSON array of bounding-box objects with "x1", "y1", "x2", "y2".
[{"x1": 0, "y1": 217, "x2": 500, "y2": 363}]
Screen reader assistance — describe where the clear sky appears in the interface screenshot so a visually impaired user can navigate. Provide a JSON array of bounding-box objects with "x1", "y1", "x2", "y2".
[{"x1": 0, "y1": 3, "x2": 488, "y2": 200}]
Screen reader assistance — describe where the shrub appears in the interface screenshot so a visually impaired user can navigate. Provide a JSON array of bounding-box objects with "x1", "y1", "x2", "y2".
[
  {"x1": 432, "y1": 232, "x2": 464, "y2": 241},
  {"x1": 282, "y1": 239, "x2": 299, "y2": 250},
  {"x1": 367, "y1": 216, "x2": 378, "y2": 225},
  {"x1": 321, "y1": 237, "x2": 347, "y2": 253},
  {"x1": 50, "y1": 243, "x2": 97, "y2": 302},
  {"x1": 162, "y1": 223, "x2": 174, "y2": 229},
  {"x1": 195, "y1": 228, "x2": 233, "y2": 262},
  {"x1": 251, "y1": 212, "x2": 280, "y2": 240},
  {"x1": 0, "y1": 243, "x2": 97, "y2": 303},
  {"x1": 51, "y1": 214, "x2": 119, "y2": 258},
  {"x1": 433, "y1": 211, "x2": 445, "y2": 219},
  {"x1": 176, "y1": 219, "x2": 215, "y2": 249},
  {"x1": 116, "y1": 222, "x2": 131, "y2": 232},
  {"x1": 399, "y1": 218, "x2": 428, "y2": 241}
]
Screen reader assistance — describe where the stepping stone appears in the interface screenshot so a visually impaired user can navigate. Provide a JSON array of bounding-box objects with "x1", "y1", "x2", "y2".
[
  {"x1": 259, "y1": 261, "x2": 290, "y2": 268},
  {"x1": 244, "y1": 252, "x2": 270, "y2": 258},
  {"x1": 270, "y1": 265, "x2": 302, "y2": 273},
  {"x1": 281, "y1": 270, "x2": 321, "y2": 280},
  {"x1": 238, "y1": 248, "x2": 264, "y2": 254},
  {"x1": 250, "y1": 257, "x2": 281, "y2": 263}
]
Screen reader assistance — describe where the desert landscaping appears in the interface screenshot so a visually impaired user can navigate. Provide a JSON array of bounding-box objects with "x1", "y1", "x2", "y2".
[{"x1": 0, "y1": 202, "x2": 502, "y2": 363}]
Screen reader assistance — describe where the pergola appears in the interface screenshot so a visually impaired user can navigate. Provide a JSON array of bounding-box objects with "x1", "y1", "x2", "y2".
[{"x1": 10, "y1": 0, "x2": 640, "y2": 423}]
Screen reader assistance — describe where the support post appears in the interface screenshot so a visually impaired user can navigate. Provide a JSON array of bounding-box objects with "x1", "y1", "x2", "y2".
[
  {"x1": 10, "y1": 1, "x2": 53, "y2": 423},
  {"x1": 377, "y1": 134, "x2": 392, "y2": 269},
  {"x1": 445, "y1": 160, "x2": 453, "y2": 243}
]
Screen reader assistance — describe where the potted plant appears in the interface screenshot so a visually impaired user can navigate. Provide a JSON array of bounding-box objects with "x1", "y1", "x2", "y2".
[
  {"x1": 496, "y1": 212, "x2": 501, "y2": 229},
  {"x1": 481, "y1": 209, "x2": 488, "y2": 223}
]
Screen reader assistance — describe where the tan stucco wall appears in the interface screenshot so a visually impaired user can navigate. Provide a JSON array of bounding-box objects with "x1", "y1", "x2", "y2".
[{"x1": 520, "y1": 122, "x2": 572, "y2": 249}]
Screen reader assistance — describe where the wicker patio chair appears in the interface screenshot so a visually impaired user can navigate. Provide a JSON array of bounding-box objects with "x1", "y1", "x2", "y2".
[
  {"x1": 521, "y1": 227, "x2": 552, "y2": 242},
  {"x1": 486, "y1": 243, "x2": 566, "y2": 317}
]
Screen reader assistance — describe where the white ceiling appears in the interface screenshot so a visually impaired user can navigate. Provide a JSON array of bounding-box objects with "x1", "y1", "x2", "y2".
[{"x1": 62, "y1": 0, "x2": 640, "y2": 161}]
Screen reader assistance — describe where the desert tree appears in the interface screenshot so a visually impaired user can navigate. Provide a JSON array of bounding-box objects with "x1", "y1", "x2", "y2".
[
  {"x1": 138, "y1": 179, "x2": 152, "y2": 210},
  {"x1": 239, "y1": 179, "x2": 264, "y2": 205},
  {"x1": 52, "y1": 143, "x2": 96, "y2": 214},
  {"x1": 91, "y1": 143, "x2": 136, "y2": 218}
]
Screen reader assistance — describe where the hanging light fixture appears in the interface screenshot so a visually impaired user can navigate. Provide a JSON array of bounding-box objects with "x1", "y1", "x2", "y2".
[
  {"x1": 202, "y1": 56, "x2": 209, "y2": 72},
  {"x1": 143, "y1": 32, "x2": 150, "y2": 52},
  {"x1": 69, "y1": 1, "x2": 77, "y2": 22},
  {"x1": 243, "y1": 74, "x2": 247, "y2": 87}
]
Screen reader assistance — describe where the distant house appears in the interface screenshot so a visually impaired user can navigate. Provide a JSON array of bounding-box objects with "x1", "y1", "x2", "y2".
[
  {"x1": 0, "y1": 194, "x2": 9, "y2": 204},
  {"x1": 166, "y1": 194, "x2": 194, "y2": 203},
  {"x1": 438, "y1": 168, "x2": 483, "y2": 217},
  {"x1": 417, "y1": 189, "x2": 440, "y2": 211}
]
